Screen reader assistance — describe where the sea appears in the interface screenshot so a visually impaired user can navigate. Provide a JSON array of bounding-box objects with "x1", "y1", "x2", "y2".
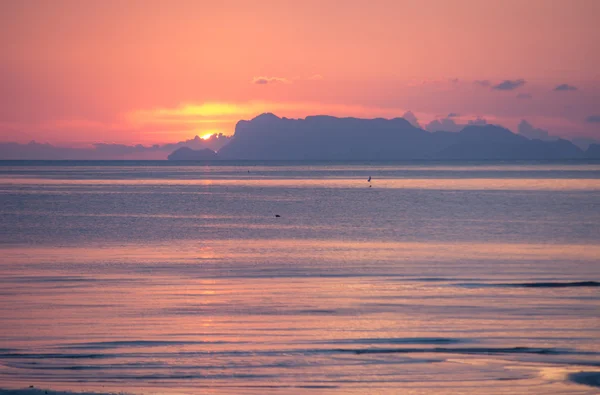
[{"x1": 0, "y1": 160, "x2": 599, "y2": 395}]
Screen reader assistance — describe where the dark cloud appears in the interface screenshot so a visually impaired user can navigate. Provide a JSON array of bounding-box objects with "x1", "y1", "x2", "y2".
[
  {"x1": 474, "y1": 80, "x2": 491, "y2": 87},
  {"x1": 585, "y1": 115, "x2": 600, "y2": 123},
  {"x1": 492, "y1": 79, "x2": 526, "y2": 90},
  {"x1": 402, "y1": 111, "x2": 420, "y2": 128},
  {"x1": 554, "y1": 84, "x2": 577, "y2": 91},
  {"x1": 516, "y1": 93, "x2": 532, "y2": 99},
  {"x1": 447, "y1": 113, "x2": 459, "y2": 118},
  {"x1": 517, "y1": 120, "x2": 556, "y2": 141},
  {"x1": 252, "y1": 76, "x2": 290, "y2": 85}
]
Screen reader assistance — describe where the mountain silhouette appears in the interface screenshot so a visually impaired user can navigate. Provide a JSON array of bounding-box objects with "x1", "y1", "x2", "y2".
[
  {"x1": 435, "y1": 125, "x2": 583, "y2": 160},
  {"x1": 219, "y1": 114, "x2": 437, "y2": 160},
  {"x1": 0, "y1": 134, "x2": 230, "y2": 160},
  {"x1": 1, "y1": 114, "x2": 593, "y2": 161},
  {"x1": 585, "y1": 144, "x2": 600, "y2": 158},
  {"x1": 215, "y1": 114, "x2": 585, "y2": 160}
]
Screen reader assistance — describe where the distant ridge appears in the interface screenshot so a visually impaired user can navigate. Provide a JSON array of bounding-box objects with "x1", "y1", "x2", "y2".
[
  {"x1": 0, "y1": 134, "x2": 231, "y2": 160},
  {"x1": 585, "y1": 144, "x2": 600, "y2": 158},
  {"x1": 2, "y1": 114, "x2": 599, "y2": 161},
  {"x1": 214, "y1": 113, "x2": 588, "y2": 160}
]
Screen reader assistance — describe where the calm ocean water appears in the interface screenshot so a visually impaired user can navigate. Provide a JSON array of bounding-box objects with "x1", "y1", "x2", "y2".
[{"x1": 0, "y1": 161, "x2": 599, "y2": 394}]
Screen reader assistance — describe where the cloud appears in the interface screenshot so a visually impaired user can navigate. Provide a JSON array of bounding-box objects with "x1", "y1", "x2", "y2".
[
  {"x1": 426, "y1": 116, "x2": 488, "y2": 133},
  {"x1": 586, "y1": 115, "x2": 600, "y2": 123},
  {"x1": 476, "y1": 79, "x2": 527, "y2": 91},
  {"x1": 407, "y1": 79, "x2": 461, "y2": 88},
  {"x1": 425, "y1": 118, "x2": 461, "y2": 133},
  {"x1": 253, "y1": 75, "x2": 322, "y2": 84},
  {"x1": 467, "y1": 117, "x2": 487, "y2": 126},
  {"x1": 516, "y1": 93, "x2": 532, "y2": 99},
  {"x1": 492, "y1": 79, "x2": 526, "y2": 90},
  {"x1": 252, "y1": 76, "x2": 291, "y2": 85},
  {"x1": 517, "y1": 120, "x2": 556, "y2": 141},
  {"x1": 402, "y1": 111, "x2": 420, "y2": 128},
  {"x1": 554, "y1": 84, "x2": 577, "y2": 91},
  {"x1": 447, "y1": 113, "x2": 459, "y2": 118}
]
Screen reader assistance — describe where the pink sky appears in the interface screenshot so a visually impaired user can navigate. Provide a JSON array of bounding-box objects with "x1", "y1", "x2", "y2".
[{"x1": 1, "y1": 0, "x2": 599, "y2": 146}]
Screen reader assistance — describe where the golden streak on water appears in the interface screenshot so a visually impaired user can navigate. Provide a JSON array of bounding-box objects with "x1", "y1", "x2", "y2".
[{"x1": 2, "y1": 177, "x2": 600, "y2": 191}]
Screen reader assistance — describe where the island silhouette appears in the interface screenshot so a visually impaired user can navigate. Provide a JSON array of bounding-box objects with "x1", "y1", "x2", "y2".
[
  {"x1": 2, "y1": 113, "x2": 598, "y2": 160},
  {"x1": 171, "y1": 113, "x2": 589, "y2": 161}
]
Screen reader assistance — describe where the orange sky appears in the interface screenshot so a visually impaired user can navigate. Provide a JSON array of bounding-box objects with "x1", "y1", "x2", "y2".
[{"x1": 1, "y1": 0, "x2": 598, "y2": 146}]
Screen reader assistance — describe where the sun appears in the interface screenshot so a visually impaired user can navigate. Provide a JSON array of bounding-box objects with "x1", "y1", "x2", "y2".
[{"x1": 200, "y1": 132, "x2": 215, "y2": 140}]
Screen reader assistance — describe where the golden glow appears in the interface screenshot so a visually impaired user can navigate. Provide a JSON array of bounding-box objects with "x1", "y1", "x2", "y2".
[
  {"x1": 0, "y1": 1, "x2": 598, "y2": 145},
  {"x1": 3, "y1": 177, "x2": 600, "y2": 191},
  {"x1": 4, "y1": 239, "x2": 600, "y2": 265},
  {"x1": 200, "y1": 132, "x2": 215, "y2": 140},
  {"x1": 126, "y1": 100, "x2": 413, "y2": 126},
  {"x1": 123, "y1": 100, "x2": 420, "y2": 141},
  {"x1": 126, "y1": 102, "x2": 265, "y2": 125}
]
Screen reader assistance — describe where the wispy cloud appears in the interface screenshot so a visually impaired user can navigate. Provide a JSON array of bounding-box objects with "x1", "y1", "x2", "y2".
[
  {"x1": 586, "y1": 115, "x2": 600, "y2": 123},
  {"x1": 492, "y1": 79, "x2": 526, "y2": 91},
  {"x1": 516, "y1": 93, "x2": 532, "y2": 99},
  {"x1": 252, "y1": 75, "x2": 323, "y2": 84},
  {"x1": 408, "y1": 78, "x2": 460, "y2": 87},
  {"x1": 554, "y1": 84, "x2": 578, "y2": 92},
  {"x1": 252, "y1": 76, "x2": 291, "y2": 85},
  {"x1": 473, "y1": 80, "x2": 491, "y2": 87}
]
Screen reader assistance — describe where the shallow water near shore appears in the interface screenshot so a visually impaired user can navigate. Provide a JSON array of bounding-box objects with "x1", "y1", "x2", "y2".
[{"x1": 1, "y1": 161, "x2": 599, "y2": 394}]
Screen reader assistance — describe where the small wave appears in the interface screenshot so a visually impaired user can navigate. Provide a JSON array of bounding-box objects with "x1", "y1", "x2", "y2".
[
  {"x1": 3, "y1": 345, "x2": 595, "y2": 362},
  {"x1": 569, "y1": 371, "x2": 600, "y2": 388},
  {"x1": 0, "y1": 389, "x2": 117, "y2": 395},
  {"x1": 507, "y1": 281, "x2": 600, "y2": 288},
  {"x1": 324, "y1": 337, "x2": 466, "y2": 345},
  {"x1": 61, "y1": 340, "x2": 232, "y2": 350},
  {"x1": 0, "y1": 353, "x2": 112, "y2": 360},
  {"x1": 459, "y1": 281, "x2": 600, "y2": 288},
  {"x1": 335, "y1": 346, "x2": 589, "y2": 356}
]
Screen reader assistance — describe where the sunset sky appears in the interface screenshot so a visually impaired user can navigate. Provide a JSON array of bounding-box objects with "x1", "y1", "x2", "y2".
[{"x1": 1, "y1": 0, "x2": 598, "y2": 146}]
